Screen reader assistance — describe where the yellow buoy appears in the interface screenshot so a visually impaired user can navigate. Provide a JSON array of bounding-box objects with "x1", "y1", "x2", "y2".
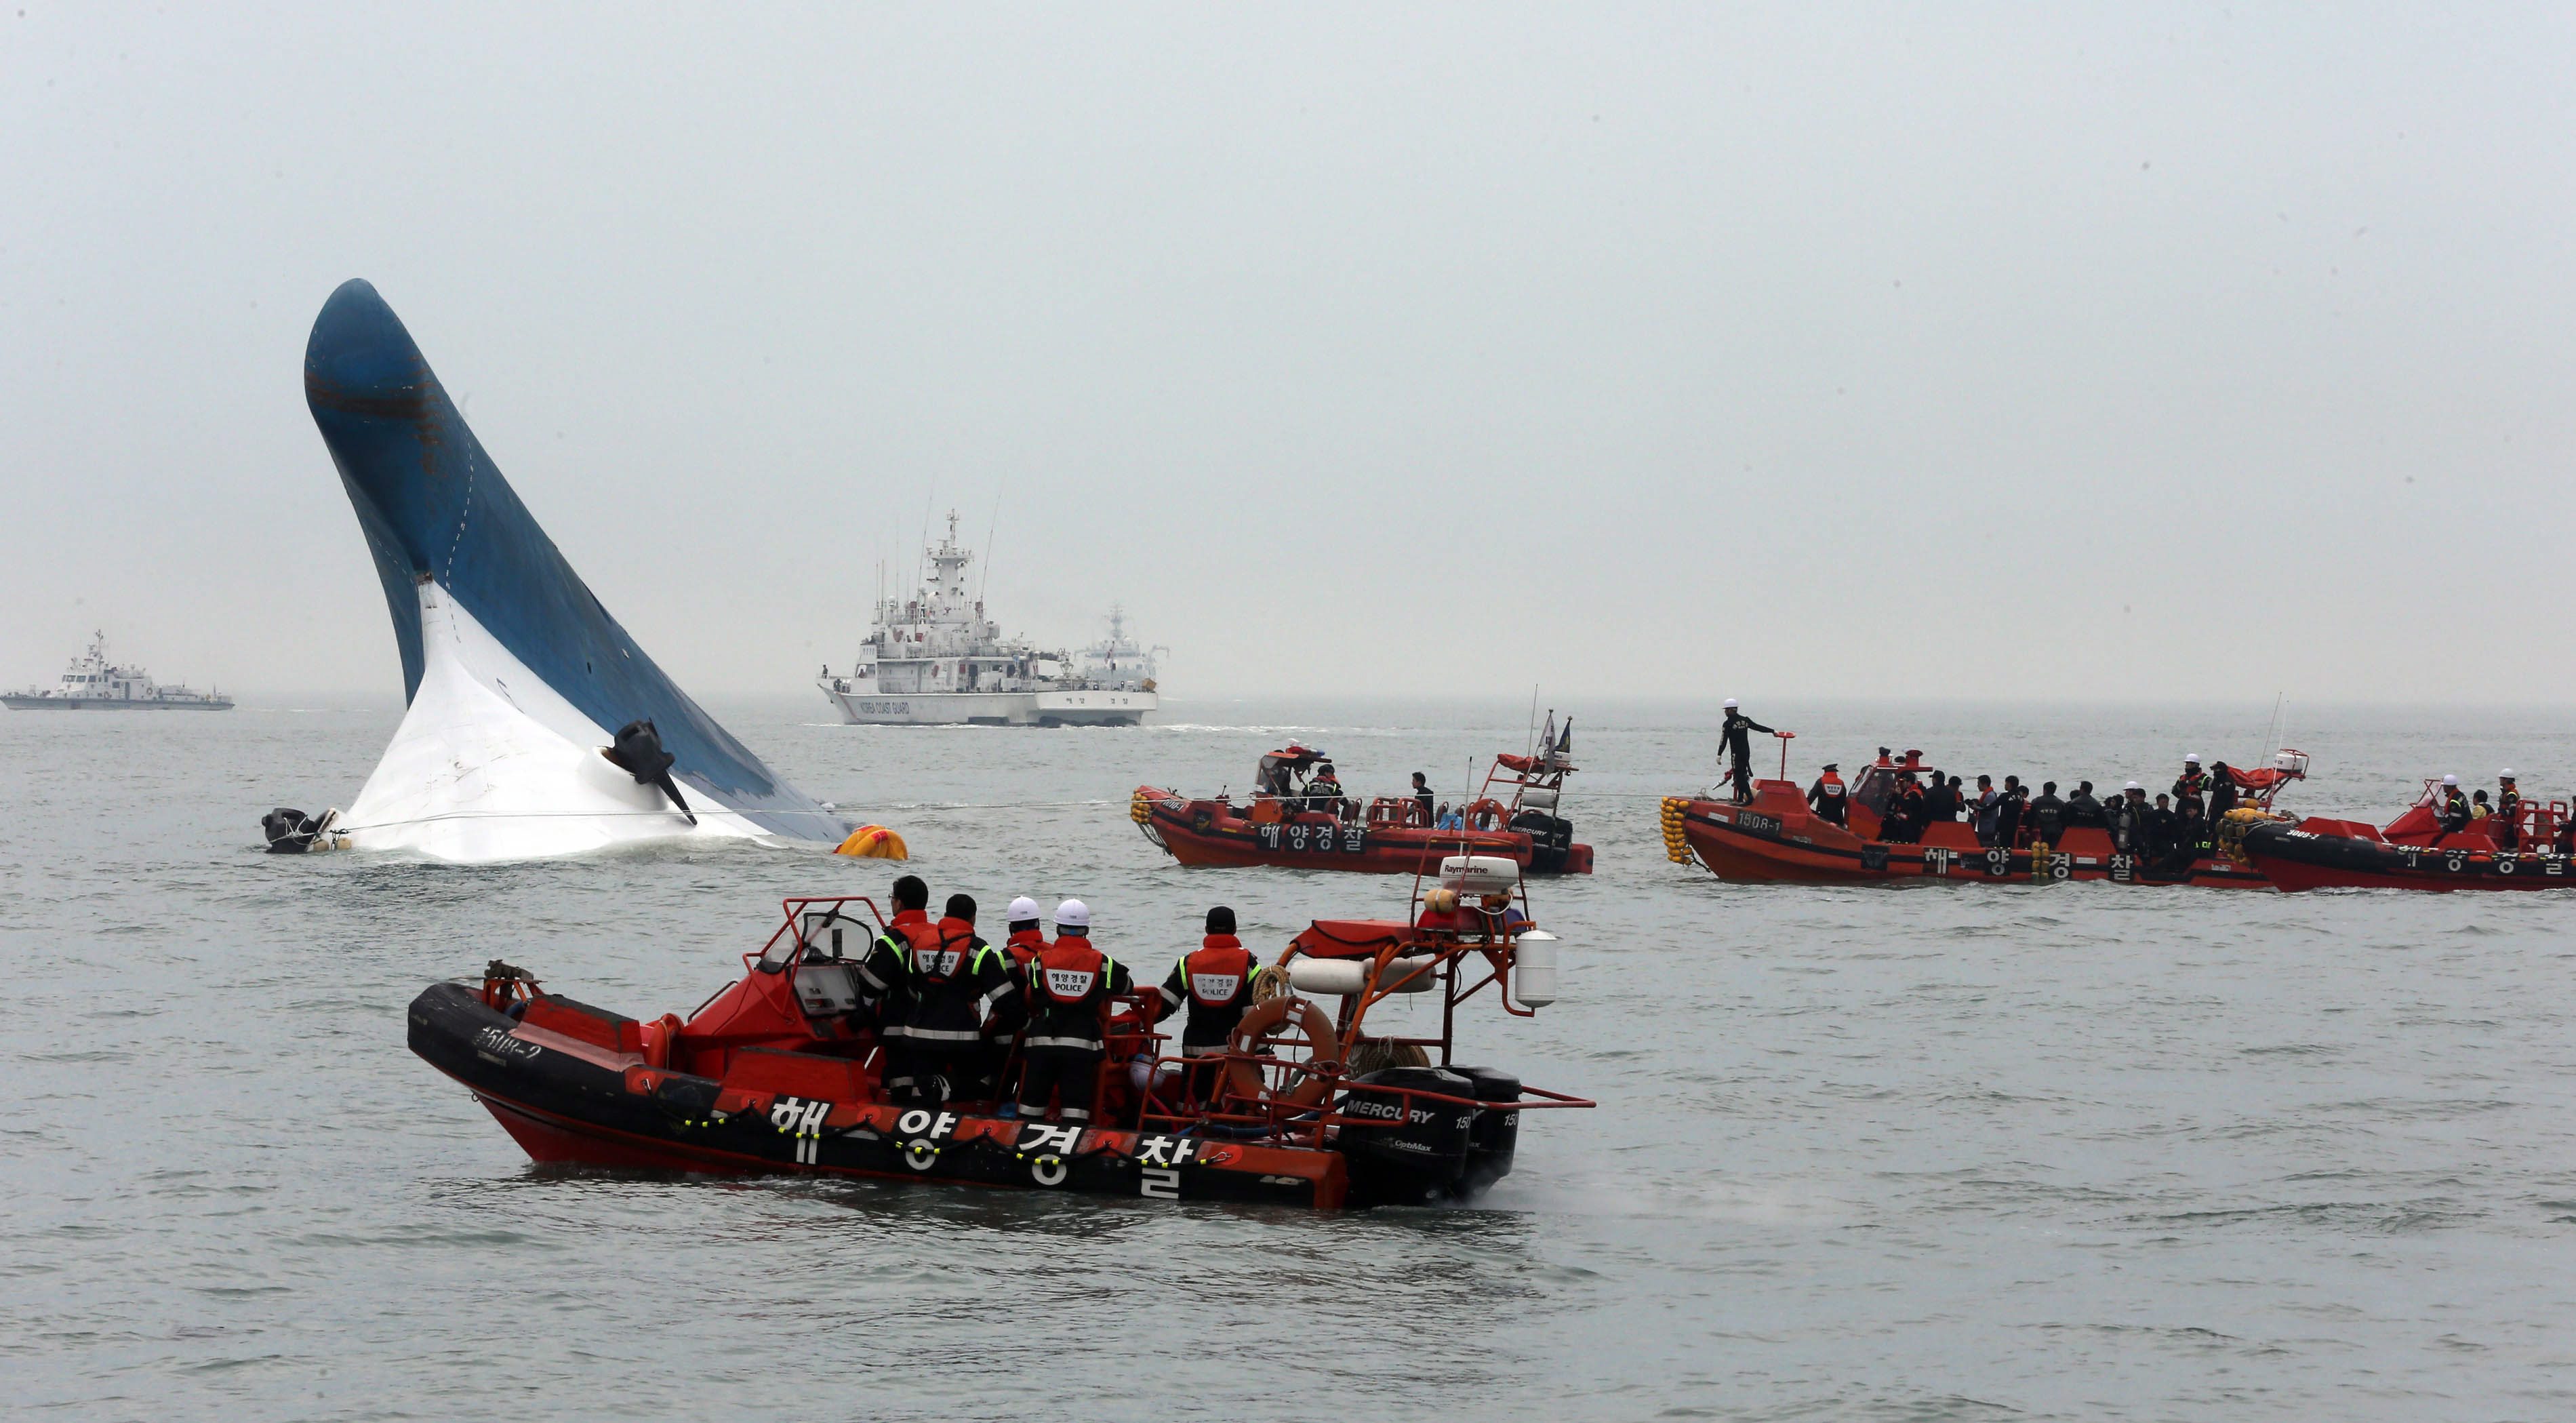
[
  {"x1": 1659, "y1": 796, "x2": 1695, "y2": 864},
  {"x1": 834, "y1": 824, "x2": 908, "y2": 860}
]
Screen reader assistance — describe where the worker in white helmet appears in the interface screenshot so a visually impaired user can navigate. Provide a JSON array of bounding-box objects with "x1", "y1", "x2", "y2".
[
  {"x1": 1014, "y1": 899, "x2": 1134, "y2": 1125},
  {"x1": 2172, "y1": 755, "x2": 2211, "y2": 831},
  {"x1": 1718, "y1": 698, "x2": 1775, "y2": 805},
  {"x1": 1001, "y1": 896, "x2": 1047, "y2": 971},
  {"x1": 2436, "y1": 774, "x2": 2472, "y2": 839},
  {"x1": 2496, "y1": 771, "x2": 2523, "y2": 849},
  {"x1": 2107, "y1": 782, "x2": 2148, "y2": 855}
]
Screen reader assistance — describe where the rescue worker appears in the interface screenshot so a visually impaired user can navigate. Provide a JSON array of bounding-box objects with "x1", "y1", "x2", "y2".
[
  {"x1": 1996, "y1": 776, "x2": 2028, "y2": 847},
  {"x1": 1971, "y1": 775, "x2": 2000, "y2": 845},
  {"x1": 1155, "y1": 906, "x2": 1262, "y2": 1104},
  {"x1": 2065, "y1": 781, "x2": 2105, "y2": 829},
  {"x1": 2472, "y1": 790, "x2": 2493, "y2": 820},
  {"x1": 2173, "y1": 755, "x2": 2209, "y2": 826},
  {"x1": 2206, "y1": 761, "x2": 2241, "y2": 835},
  {"x1": 866, "y1": 876, "x2": 931, "y2": 1097},
  {"x1": 1411, "y1": 771, "x2": 1435, "y2": 826},
  {"x1": 2432, "y1": 774, "x2": 2472, "y2": 841},
  {"x1": 2030, "y1": 781, "x2": 2066, "y2": 846},
  {"x1": 1878, "y1": 776, "x2": 1916, "y2": 844},
  {"x1": 894, "y1": 894, "x2": 1017, "y2": 1104},
  {"x1": 985, "y1": 896, "x2": 1049, "y2": 1117},
  {"x1": 1719, "y1": 699, "x2": 1774, "y2": 805},
  {"x1": 2497, "y1": 771, "x2": 2523, "y2": 849},
  {"x1": 1807, "y1": 763, "x2": 1849, "y2": 826},
  {"x1": 1918, "y1": 773, "x2": 1957, "y2": 825},
  {"x1": 1307, "y1": 761, "x2": 1345, "y2": 813},
  {"x1": 999, "y1": 896, "x2": 1047, "y2": 970},
  {"x1": 1015, "y1": 900, "x2": 1134, "y2": 1125},
  {"x1": 2106, "y1": 782, "x2": 2144, "y2": 852},
  {"x1": 2146, "y1": 793, "x2": 2183, "y2": 868}
]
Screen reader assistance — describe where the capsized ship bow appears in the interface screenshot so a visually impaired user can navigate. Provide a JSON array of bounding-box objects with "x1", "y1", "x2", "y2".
[{"x1": 298, "y1": 279, "x2": 846, "y2": 862}]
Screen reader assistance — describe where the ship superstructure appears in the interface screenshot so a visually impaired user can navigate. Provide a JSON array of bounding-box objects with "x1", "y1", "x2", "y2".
[
  {"x1": 818, "y1": 513, "x2": 1160, "y2": 726},
  {"x1": 2, "y1": 631, "x2": 233, "y2": 710}
]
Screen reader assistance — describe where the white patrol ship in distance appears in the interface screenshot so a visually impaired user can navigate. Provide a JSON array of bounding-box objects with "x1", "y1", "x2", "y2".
[
  {"x1": 3, "y1": 630, "x2": 233, "y2": 710},
  {"x1": 818, "y1": 513, "x2": 1165, "y2": 727}
]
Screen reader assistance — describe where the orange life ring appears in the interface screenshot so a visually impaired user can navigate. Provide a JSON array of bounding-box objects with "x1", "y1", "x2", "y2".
[
  {"x1": 1462, "y1": 798, "x2": 1510, "y2": 831},
  {"x1": 1223, "y1": 995, "x2": 1340, "y2": 1108}
]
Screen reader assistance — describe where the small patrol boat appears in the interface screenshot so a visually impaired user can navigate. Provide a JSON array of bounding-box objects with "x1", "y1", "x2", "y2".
[
  {"x1": 1661, "y1": 748, "x2": 2309, "y2": 887},
  {"x1": 2238, "y1": 778, "x2": 2576, "y2": 891},
  {"x1": 1131, "y1": 719, "x2": 1592, "y2": 877},
  {"x1": 406, "y1": 865, "x2": 1588, "y2": 1209}
]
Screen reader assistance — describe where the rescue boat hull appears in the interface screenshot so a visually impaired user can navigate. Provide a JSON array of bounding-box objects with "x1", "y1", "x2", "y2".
[
  {"x1": 2238, "y1": 820, "x2": 2576, "y2": 891},
  {"x1": 1133, "y1": 789, "x2": 1593, "y2": 876},
  {"x1": 410, "y1": 982, "x2": 1356, "y2": 1207},
  {"x1": 1666, "y1": 792, "x2": 2271, "y2": 888}
]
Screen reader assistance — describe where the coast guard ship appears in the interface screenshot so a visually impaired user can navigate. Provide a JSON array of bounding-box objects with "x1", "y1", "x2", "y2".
[
  {"x1": 3, "y1": 632, "x2": 232, "y2": 710},
  {"x1": 819, "y1": 513, "x2": 1163, "y2": 726}
]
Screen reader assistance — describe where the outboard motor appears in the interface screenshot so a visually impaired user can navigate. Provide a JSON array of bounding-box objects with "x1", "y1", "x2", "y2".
[
  {"x1": 1337, "y1": 1066, "x2": 1476, "y2": 1206},
  {"x1": 1511, "y1": 809, "x2": 1575, "y2": 874},
  {"x1": 1445, "y1": 1065, "x2": 1523, "y2": 1197},
  {"x1": 262, "y1": 807, "x2": 323, "y2": 854},
  {"x1": 604, "y1": 719, "x2": 696, "y2": 825}
]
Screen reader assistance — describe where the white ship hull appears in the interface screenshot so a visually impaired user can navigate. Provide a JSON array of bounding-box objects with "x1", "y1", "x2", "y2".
[
  {"x1": 2, "y1": 695, "x2": 235, "y2": 710},
  {"x1": 820, "y1": 683, "x2": 1156, "y2": 727}
]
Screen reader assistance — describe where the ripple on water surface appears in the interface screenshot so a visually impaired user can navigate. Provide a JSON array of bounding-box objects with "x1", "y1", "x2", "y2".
[{"x1": 4, "y1": 700, "x2": 2576, "y2": 1420}]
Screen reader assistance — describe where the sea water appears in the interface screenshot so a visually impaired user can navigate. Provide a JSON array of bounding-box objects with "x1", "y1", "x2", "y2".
[{"x1": 3, "y1": 698, "x2": 2573, "y2": 1420}]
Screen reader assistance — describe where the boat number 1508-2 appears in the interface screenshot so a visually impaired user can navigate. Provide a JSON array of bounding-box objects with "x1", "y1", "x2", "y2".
[{"x1": 1257, "y1": 822, "x2": 1365, "y2": 854}]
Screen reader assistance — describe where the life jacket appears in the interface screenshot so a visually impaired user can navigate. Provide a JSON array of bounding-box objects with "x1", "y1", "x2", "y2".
[
  {"x1": 1183, "y1": 935, "x2": 1254, "y2": 1007},
  {"x1": 1004, "y1": 927, "x2": 1047, "y2": 969},
  {"x1": 906, "y1": 916, "x2": 980, "y2": 986},
  {"x1": 1035, "y1": 937, "x2": 1110, "y2": 1007},
  {"x1": 2176, "y1": 771, "x2": 2208, "y2": 799},
  {"x1": 879, "y1": 908, "x2": 930, "y2": 966},
  {"x1": 1815, "y1": 772, "x2": 1845, "y2": 798}
]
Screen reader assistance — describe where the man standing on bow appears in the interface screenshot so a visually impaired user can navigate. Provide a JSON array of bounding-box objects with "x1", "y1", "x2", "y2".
[{"x1": 1719, "y1": 698, "x2": 1774, "y2": 805}]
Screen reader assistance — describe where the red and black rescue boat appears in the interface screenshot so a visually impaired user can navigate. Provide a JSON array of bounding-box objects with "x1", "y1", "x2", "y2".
[
  {"x1": 2239, "y1": 779, "x2": 2576, "y2": 891},
  {"x1": 1661, "y1": 749, "x2": 2308, "y2": 887},
  {"x1": 1133, "y1": 725, "x2": 1592, "y2": 877},
  {"x1": 408, "y1": 873, "x2": 1587, "y2": 1210}
]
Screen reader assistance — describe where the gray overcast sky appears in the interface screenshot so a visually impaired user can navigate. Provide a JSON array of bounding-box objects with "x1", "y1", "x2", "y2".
[{"x1": 3, "y1": 5, "x2": 2571, "y2": 704}]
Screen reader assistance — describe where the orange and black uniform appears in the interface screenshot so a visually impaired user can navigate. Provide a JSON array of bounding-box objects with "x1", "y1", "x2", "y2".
[
  {"x1": 2173, "y1": 769, "x2": 2209, "y2": 824},
  {"x1": 1806, "y1": 770, "x2": 1847, "y2": 826},
  {"x1": 1016, "y1": 937, "x2": 1133, "y2": 1124},
  {"x1": 2438, "y1": 787, "x2": 2472, "y2": 837},
  {"x1": 891, "y1": 913, "x2": 1015, "y2": 1102},
  {"x1": 1157, "y1": 935, "x2": 1260, "y2": 1051},
  {"x1": 2498, "y1": 785, "x2": 2523, "y2": 847},
  {"x1": 856, "y1": 906, "x2": 927, "y2": 1042}
]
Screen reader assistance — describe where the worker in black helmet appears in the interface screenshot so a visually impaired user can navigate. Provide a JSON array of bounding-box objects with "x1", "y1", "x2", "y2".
[
  {"x1": 893, "y1": 893, "x2": 1017, "y2": 1104},
  {"x1": 1718, "y1": 698, "x2": 1774, "y2": 804},
  {"x1": 1806, "y1": 764, "x2": 1848, "y2": 826},
  {"x1": 1154, "y1": 906, "x2": 1263, "y2": 1105}
]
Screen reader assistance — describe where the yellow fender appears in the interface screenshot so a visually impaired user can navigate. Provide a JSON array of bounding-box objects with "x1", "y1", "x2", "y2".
[
  {"x1": 1659, "y1": 797, "x2": 1695, "y2": 865},
  {"x1": 1129, "y1": 788, "x2": 1154, "y2": 825},
  {"x1": 834, "y1": 824, "x2": 908, "y2": 860}
]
